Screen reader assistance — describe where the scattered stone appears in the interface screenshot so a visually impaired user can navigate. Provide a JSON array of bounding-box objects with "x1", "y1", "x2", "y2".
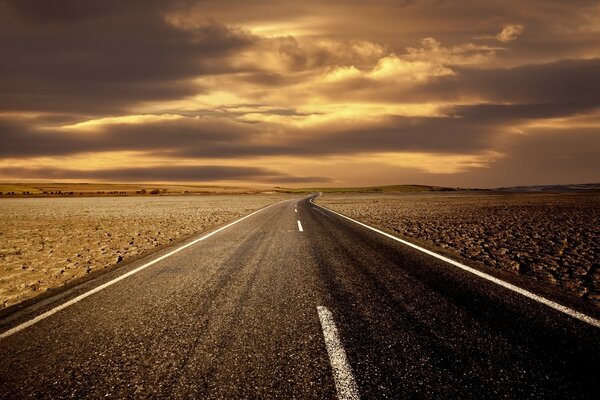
[
  {"x1": 319, "y1": 192, "x2": 600, "y2": 308},
  {"x1": 509, "y1": 261, "x2": 521, "y2": 271}
]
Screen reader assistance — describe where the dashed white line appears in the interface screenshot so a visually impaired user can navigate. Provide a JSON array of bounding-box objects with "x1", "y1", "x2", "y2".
[
  {"x1": 0, "y1": 199, "x2": 294, "y2": 340},
  {"x1": 317, "y1": 306, "x2": 360, "y2": 400},
  {"x1": 297, "y1": 220, "x2": 304, "y2": 232},
  {"x1": 310, "y1": 196, "x2": 600, "y2": 329}
]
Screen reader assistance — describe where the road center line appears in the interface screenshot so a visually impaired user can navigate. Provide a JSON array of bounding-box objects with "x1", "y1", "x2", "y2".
[
  {"x1": 310, "y1": 196, "x2": 600, "y2": 329},
  {"x1": 317, "y1": 306, "x2": 360, "y2": 400},
  {"x1": 0, "y1": 199, "x2": 294, "y2": 340},
  {"x1": 297, "y1": 220, "x2": 304, "y2": 232}
]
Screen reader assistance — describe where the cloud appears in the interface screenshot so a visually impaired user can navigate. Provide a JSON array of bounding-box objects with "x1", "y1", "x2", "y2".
[
  {"x1": 496, "y1": 24, "x2": 525, "y2": 42},
  {"x1": 0, "y1": 165, "x2": 331, "y2": 183},
  {"x1": 1, "y1": 0, "x2": 599, "y2": 186},
  {"x1": 3, "y1": 0, "x2": 167, "y2": 24},
  {"x1": 0, "y1": 104, "x2": 534, "y2": 161},
  {"x1": 432, "y1": 125, "x2": 600, "y2": 187},
  {"x1": 0, "y1": 0, "x2": 255, "y2": 115},
  {"x1": 248, "y1": 36, "x2": 387, "y2": 72},
  {"x1": 0, "y1": 115, "x2": 256, "y2": 158},
  {"x1": 404, "y1": 37, "x2": 500, "y2": 66},
  {"x1": 362, "y1": 57, "x2": 600, "y2": 108},
  {"x1": 434, "y1": 58, "x2": 600, "y2": 107},
  {"x1": 3, "y1": 52, "x2": 599, "y2": 163}
]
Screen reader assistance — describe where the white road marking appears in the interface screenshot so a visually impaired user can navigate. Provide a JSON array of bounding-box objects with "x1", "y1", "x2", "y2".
[
  {"x1": 297, "y1": 220, "x2": 304, "y2": 232},
  {"x1": 0, "y1": 199, "x2": 294, "y2": 340},
  {"x1": 311, "y1": 197, "x2": 600, "y2": 329},
  {"x1": 317, "y1": 306, "x2": 360, "y2": 400}
]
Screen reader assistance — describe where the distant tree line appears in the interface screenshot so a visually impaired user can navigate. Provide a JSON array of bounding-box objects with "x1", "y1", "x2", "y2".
[{"x1": 0, "y1": 189, "x2": 169, "y2": 196}]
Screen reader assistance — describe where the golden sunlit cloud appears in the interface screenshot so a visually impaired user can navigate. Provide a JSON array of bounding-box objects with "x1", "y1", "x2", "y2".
[
  {"x1": 247, "y1": 21, "x2": 322, "y2": 37},
  {"x1": 58, "y1": 114, "x2": 185, "y2": 130},
  {"x1": 359, "y1": 151, "x2": 504, "y2": 174},
  {"x1": 496, "y1": 24, "x2": 525, "y2": 42}
]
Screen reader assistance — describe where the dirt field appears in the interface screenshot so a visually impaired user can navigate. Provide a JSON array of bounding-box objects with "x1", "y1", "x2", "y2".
[
  {"x1": 0, "y1": 194, "x2": 293, "y2": 308},
  {"x1": 0, "y1": 182, "x2": 275, "y2": 196},
  {"x1": 317, "y1": 192, "x2": 600, "y2": 307}
]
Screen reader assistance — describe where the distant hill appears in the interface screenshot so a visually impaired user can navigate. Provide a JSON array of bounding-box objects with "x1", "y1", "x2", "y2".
[
  {"x1": 494, "y1": 183, "x2": 600, "y2": 192},
  {"x1": 277, "y1": 183, "x2": 600, "y2": 194},
  {"x1": 4, "y1": 182, "x2": 597, "y2": 197},
  {"x1": 0, "y1": 182, "x2": 265, "y2": 196},
  {"x1": 274, "y1": 184, "x2": 456, "y2": 193},
  {"x1": 1, "y1": 182, "x2": 458, "y2": 196}
]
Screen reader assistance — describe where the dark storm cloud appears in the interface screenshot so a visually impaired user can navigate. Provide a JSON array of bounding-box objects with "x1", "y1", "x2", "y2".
[
  {"x1": 140, "y1": 103, "x2": 600, "y2": 157},
  {"x1": 0, "y1": 113, "x2": 488, "y2": 159},
  {"x1": 324, "y1": 58, "x2": 600, "y2": 112},
  {"x1": 138, "y1": 104, "x2": 600, "y2": 157},
  {"x1": 449, "y1": 103, "x2": 599, "y2": 123},
  {"x1": 0, "y1": 117, "x2": 254, "y2": 157},
  {"x1": 0, "y1": 0, "x2": 255, "y2": 114},
  {"x1": 0, "y1": 108, "x2": 514, "y2": 159},
  {"x1": 426, "y1": 127, "x2": 600, "y2": 187},
  {"x1": 4, "y1": 0, "x2": 167, "y2": 24},
  {"x1": 184, "y1": 0, "x2": 600, "y2": 56},
  {"x1": 179, "y1": 114, "x2": 500, "y2": 156},
  {"x1": 430, "y1": 58, "x2": 600, "y2": 107},
  {"x1": 0, "y1": 165, "x2": 331, "y2": 183},
  {"x1": 3, "y1": 99, "x2": 596, "y2": 161}
]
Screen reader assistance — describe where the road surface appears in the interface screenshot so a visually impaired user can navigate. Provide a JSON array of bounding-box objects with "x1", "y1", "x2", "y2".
[{"x1": 0, "y1": 195, "x2": 598, "y2": 399}]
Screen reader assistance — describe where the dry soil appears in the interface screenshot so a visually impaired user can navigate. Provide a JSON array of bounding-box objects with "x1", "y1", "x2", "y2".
[
  {"x1": 0, "y1": 194, "x2": 293, "y2": 308},
  {"x1": 317, "y1": 192, "x2": 600, "y2": 308}
]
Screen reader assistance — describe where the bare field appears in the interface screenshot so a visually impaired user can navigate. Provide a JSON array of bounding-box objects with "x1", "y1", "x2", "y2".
[
  {"x1": 0, "y1": 182, "x2": 275, "y2": 196},
  {"x1": 317, "y1": 192, "x2": 600, "y2": 307},
  {"x1": 0, "y1": 194, "x2": 294, "y2": 308}
]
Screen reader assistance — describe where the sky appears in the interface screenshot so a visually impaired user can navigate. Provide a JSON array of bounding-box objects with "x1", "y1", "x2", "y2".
[{"x1": 1, "y1": 0, "x2": 599, "y2": 188}]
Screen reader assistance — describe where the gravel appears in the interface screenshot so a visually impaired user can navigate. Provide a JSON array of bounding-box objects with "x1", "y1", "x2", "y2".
[{"x1": 317, "y1": 192, "x2": 600, "y2": 308}]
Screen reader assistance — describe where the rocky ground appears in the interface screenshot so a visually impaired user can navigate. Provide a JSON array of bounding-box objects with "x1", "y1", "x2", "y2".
[
  {"x1": 317, "y1": 192, "x2": 600, "y2": 308},
  {"x1": 0, "y1": 194, "x2": 293, "y2": 308}
]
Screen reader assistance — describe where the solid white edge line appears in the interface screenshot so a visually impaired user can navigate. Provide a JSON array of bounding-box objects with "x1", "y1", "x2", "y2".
[
  {"x1": 317, "y1": 306, "x2": 360, "y2": 400},
  {"x1": 0, "y1": 199, "x2": 294, "y2": 340},
  {"x1": 297, "y1": 220, "x2": 304, "y2": 232},
  {"x1": 310, "y1": 196, "x2": 600, "y2": 329}
]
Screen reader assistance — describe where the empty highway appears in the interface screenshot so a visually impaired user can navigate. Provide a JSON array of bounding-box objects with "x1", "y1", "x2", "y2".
[{"x1": 0, "y1": 195, "x2": 598, "y2": 399}]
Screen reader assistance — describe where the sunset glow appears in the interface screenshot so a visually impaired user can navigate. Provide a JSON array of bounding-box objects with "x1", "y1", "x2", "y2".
[{"x1": 1, "y1": 0, "x2": 599, "y2": 187}]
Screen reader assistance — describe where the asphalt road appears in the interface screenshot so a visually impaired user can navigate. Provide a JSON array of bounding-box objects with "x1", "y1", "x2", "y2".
[{"x1": 0, "y1": 195, "x2": 598, "y2": 399}]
